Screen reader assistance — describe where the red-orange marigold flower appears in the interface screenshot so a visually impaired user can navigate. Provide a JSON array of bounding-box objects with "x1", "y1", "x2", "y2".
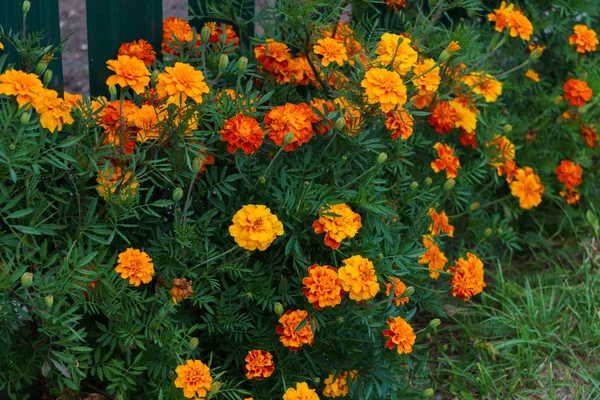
[
  {"x1": 302, "y1": 264, "x2": 345, "y2": 309},
  {"x1": 560, "y1": 187, "x2": 580, "y2": 205},
  {"x1": 418, "y1": 236, "x2": 448, "y2": 279},
  {"x1": 254, "y1": 39, "x2": 291, "y2": 73},
  {"x1": 555, "y1": 160, "x2": 582, "y2": 189},
  {"x1": 385, "y1": 109, "x2": 414, "y2": 140},
  {"x1": 383, "y1": 316, "x2": 416, "y2": 355},
  {"x1": 276, "y1": 310, "x2": 314, "y2": 351},
  {"x1": 431, "y1": 143, "x2": 461, "y2": 178},
  {"x1": 118, "y1": 39, "x2": 156, "y2": 67},
  {"x1": 563, "y1": 79, "x2": 593, "y2": 107},
  {"x1": 383, "y1": 0, "x2": 407, "y2": 13},
  {"x1": 428, "y1": 208, "x2": 454, "y2": 237},
  {"x1": 497, "y1": 159, "x2": 518, "y2": 183},
  {"x1": 427, "y1": 100, "x2": 458, "y2": 134},
  {"x1": 488, "y1": 1, "x2": 515, "y2": 32},
  {"x1": 220, "y1": 114, "x2": 264, "y2": 155},
  {"x1": 460, "y1": 130, "x2": 477, "y2": 148},
  {"x1": 310, "y1": 98, "x2": 336, "y2": 134},
  {"x1": 580, "y1": 124, "x2": 598, "y2": 148},
  {"x1": 411, "y1": 90, "x2": 434, "y2": 110},
  {"x1": 385, "y1": 276, "x2": 409, "y2": 306},
  {"x1": 264, "y1": 103, "x2": 315, "y2": 151},
  {"x1": 244, "y1": 350, "x2": 274, "y2": 380},
  {"x1": 171, "y1": 278, "x2": 193, "y2": 304},
  {"x1": 448, "y1": 252, "x2": 486, "y2": 301},
  {"x1": 312, "y1": 204, "x2": 362, "y2": 249}
]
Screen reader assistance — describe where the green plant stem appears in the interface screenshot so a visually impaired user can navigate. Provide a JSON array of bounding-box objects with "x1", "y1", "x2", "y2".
[{"x1": 192, "y1": 247, "x2": 239, "y2": 269}]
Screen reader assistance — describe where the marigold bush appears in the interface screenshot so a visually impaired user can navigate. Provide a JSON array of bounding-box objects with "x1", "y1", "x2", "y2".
[{"x1": 0, "y1": 0, "x2": 599, "y2": 399}]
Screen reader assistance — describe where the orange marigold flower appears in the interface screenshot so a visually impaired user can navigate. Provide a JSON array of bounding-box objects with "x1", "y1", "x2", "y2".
[
  {"x1": 431, "y1": 143, "x2": 461, "y2": 179},
  {"x1": 497, "y1": 159, "x2": 518, "y2": 183},
  {"x1": 96, "y1": 164, "x2": 138, "y2": 201},
  {"x1": 461, "y1": 72, "x2": 502, "y2": 103},
  {"x1": 383, "y1": 316, "x2": 416, "y2": 355},
  {"x1": 428, "y1": 208, "x2": 454, "y2": 237},
  {"x1": 64, "y1": 92, "x2": 83, "y2": 109},
  {"x1": 580, "y1": 124, "x2": 598, "y2": 148},
  {"x1": 106, "y1": 55, "x2": 150, "y2": 94},
  {"x1": 312, "y1": 204, "x2": 362, "y2": 249},
  {"x1": 383, "y1": 0, "x2": 407, "y2": 13},
  {"x1": 157, "y1": 62, "x2": 210, "y2": 106},
  {"x1": 375, "y1": 33, "x2": 418, "y2": 76},
  {"x1": 569, "y1": 24, "x2": 598, "y2": 54},
  {"x1": 276, "y1": 310, "x2": 314, "y2": 351},
  {"x1": 563, "y1": 79, "x2": 593, "y2": 107},
  {"x1": 338, "y1": 255, "x2": 379, "y2": 301},
  {"x1": 174, "y1": 359, "x2": 212, "y2": 399},
  {"x1": 448, "y1": 252, "x2": 486, "y2": 301},
  {"x1": 427, "y1": 100, "x2": 458, "y2": 134},
  {"x1": 449, "y1": 99, "x2": 477, "y2": 133},
  {"x1": 334, "y1": 97, "x2": 362, "y2": 134},
  {"x1": 162, "y1": 17, "x2": 195, "y2": 55},
  {"x1": 486, "y1": 135, "x2": 515, "y2": 167},
  {"x1": 361, "y1": 67, "x2": 407, "y2": 113},
  {"x1": 560, "y1": 187, "x2": 580, "y2": 205},
  {"x1": 0, "y1": 40, "x2": 3, "y2": 50},
  {"x1": 314, "y1": 37, "x2": 348, "y2": 67},
  {"x1": 555, "y1": 160, "x2": 582, "y2": 189},
  {"x1": 460, "y1": 130, "x2": 477, "y2": 149},
  {"x1": 488, "y1": 1, "x2": 515, "y2": 32},
  {"x1": 115, "y1": 248, "x2": 154, "y2": 286},
  {"x1": 287, "y1": 55, "x2": 316, "y2": 85},
  {"x1": 171, "y1": 278, "x2": 193, "y2": 304},
  {"x1": 385, "y1": 109, "x2": 414, "y2": 140},
  {"x1": 413, "y1": 58, "x2": 441, "y2": 93},
  {"x1": 229, "y1": 205, "x2": 284, "y2": 251},
  {"x1": 527, "y1": 42, "x2": 546, "y2": 54},
  {"x1": 220, "y1": 114, "x2": 264, "y2": 155},
  {"x1": 33, "y1": 89, "x2": 75, "y2": 133},
  {"x1": 411, "y1": 90, "x2": 435, "y2": 110},
  {"x1": 254, "y1": 39, "x2": 291, "y2": 72},
  {"x1": 506, "y1": 10, "x2": 533, "y2": 41},
  {"x1": 264, "y1": 103, "x2": 315, "y2": 151},
  {"x1": 509, "y1": 167, "x2": 545, "y2": 209},
  {"x1": 302, "y1": 264, "x2": 345, "y2": 309},
  {"x1": 0, "y1": 69, "x2": 44, "y2": 108},
  {"x1": 118, "y1": 39, "x2": 156, "y2": 67},
  {"x1": 525, "y1": 69, "x2": 540, "y2": 82},
  {"x1": 321, "y1": 23, "x2": 366, "y2": 66},
  {"x1": 385, "y1": 276, "x2": 409, "y2": 306},
  {"x1": 310, "y1": 98, "x2": 336, "y2": 134},
  {"x1": 283, "y1": 382, "x2": 319, "y2": 400},
  {"x1": 130, "y1": 104, "x2": 166, "y2": 142},
  {"x1": 418, "y1": 236, "x2": 448, "y2": 279},
  {"x1": 323, "y1": 371, "x2": 356, "y2": 398},
  {"x1": 244, "y1": 350, "x2": 274, "y2": 380}
]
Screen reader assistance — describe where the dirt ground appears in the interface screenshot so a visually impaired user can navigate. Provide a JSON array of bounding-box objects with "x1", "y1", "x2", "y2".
[{"x1": 59, "y1": 0, "x2": 188, "y2": 94}]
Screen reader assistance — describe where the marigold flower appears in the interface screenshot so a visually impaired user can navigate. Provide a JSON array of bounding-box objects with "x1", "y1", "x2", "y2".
[
  {"x1": 314, "y1": 37, "x2": 348, "y2": 67},
  {"x1": 264, "y1": 103, "x2": 315, "y2": 151},
  {"x1": 385, "y1": 276, "x2": 409, "y2": 306},
  {"x1": 375, "y1": 33, "x2": 418, "y2": 76},
  {"x1": 385, "y1": 109, "x2": 414, "y2": 140},
  {"x1": 254, "y1": 39, "x2": 291, "y2": 75},
  {"x1": 486, "y1": 135, "x2": 515, "y2": 167},
  {"x1": 118, "y1": 39, "x2": 156, "y2": 67},
  {"x1": 302, "y1": 264, "x2": 345, "y2": 309},
  {"x1": 0, "y1": 69, "x2": 44, "y2": 108},
  {"x1": 0, "y1": 40, "x2": 3, "y2": 50},
  {"x1": 497, "y1": 159, "x2": 518, "y2": 183},
  {"x1": 283, "y1": 382, "x2": 319, "y2": 400},
  {"x1": 312, "y1": 204, "x2": 361, "y2": 249},
  {"x1": 460, "y1": 130, "x2": 477, "y2": 149},
  {"x1": 115, "y1": 248, "x2": 154, "y2": 286},
  {"x1": 448, "y1": 252, "x2": 486, "y2": 301},
  {"x1": 156, "y1": 62, "x2": 210, "y2": 105},
  {"x1": 320, "y1": 23, "x2": 366, "y2": 66},
  {"x1": 63, "y1": 92, "x2": 83, "y2": 109},
  {"x1": 569, "y1": 24, "x2": 598, "y2": 54},
  {"x1": 509, "y1": 167, "x2": 545, "y2": 209},
  {"x1": 525, "y1": 69, "x2": 540, "y2": 82},
  {"x1": 431, "y1": 143, "x2": 461, "y2": 179},
  {"x1": 323, "y1": 371, "x2": 356, "y2": 398},
  {"x1": 229, "y1": 205, "x2": 284, "y2": 251},
  {"x1": 506, "y1": 10, "x2": 533, "y2": 41},
  {"x1": 411, "y1": 90, "x2": 434, "y2": 110},
  {"x1": 310, "y1": 98, "x2": 336, "y2": 134},
  {"x1": 130, "y1": 104, "x2": 166, "y2": 142},
  {"x1": 428, "y1": 208, "x2": 454, "y2": 237},
  {"x1": 427, "y1": 100, "x2": 458, "y2": 134},
  {"x1": 276, "y1": 310, "x2": 314, "y2": 351},
  {"x1": 580, "y1": 124, "x2": 598, "y2": 148},
  {"x1": 418, "y1": 236, "x2": 448, "y2": 279},
  {"x1": 338, "y1": 255, "x2": 379, "y2": 301},
  {"x1": 333, "y1": 97, "x2": 362, "y2": 134},
  {"x1": 244, "y1": 350, "x2": 274, "y2": 380},
  {"x1": 560, "y1": 187, "x2": 580, "y2": 205},
  {"x1": 162, "y1": 17, "x2": 195, "y2": 55},
  {"x1": 527, "y1": 42, "x2": 545, "y2": 54},
  {"x1": 488, "y1": 1, "x2": 515, "y2": 32},
  {"x1": 32, "y1": 89, "x2": 75, "y2": 133},
  {"x1": 555, "y1": 160, "x2": 582, "y2": 189},
  {"x1": 449, "y1": 99, "x2": 477, "y2": 133},
  {"x1": 174, "y1": 359, "x2": 212, "y2": 399},
  {"x1": 383, "y1": 316, "x2": 416, "y2": 355},
  {"x1": 287, "y1": 55, "x2": 316, "y2": 85},
  {"x1": 563, "y1": 79, "x2": 593, "y2": 107},
  {"x1": 383, "y1": 0, "x2": 407, "y2": 13},
  {"x1": 96, "y1": 164, "x2": 138, "y2": 201},
  {"x1": 105, "y1": 55, "x2": 150, "y2": 94},
  {"x1": 171, "y1": 278, "x2": 193, "y2": 303},
  {"x1": 361, "y1": 67, "x2": 407, "y2": 113},
  {"x1": 220, "y1": 114, "x2": 264, "y2": 155},
  {"x1": 413, "y1": 58, "x2": 441, "y2": 93},
  {"x1": 463, "y1": 72, "x2": 502, "y2": 103}
]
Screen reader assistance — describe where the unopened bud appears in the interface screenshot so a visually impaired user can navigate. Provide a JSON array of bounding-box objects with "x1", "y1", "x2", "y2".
[
  {"x1": 429, "y1": 318, "x2": 441, "y2": 329},
  {"x1": 410, "y1": 181, "x2": 419, "y2": 190},
  {"x1": 423, "y1": 388, "x2": 435, "y2": 398},
  {"x1": 353, "y1": 54, "x2": 361, "y2": 65},
  {"x1": 337, "y1": 316, "x2": 344, "y2": 324},
  {"x1": 21, "y1": 272, "x2": 33, "y2": 288},
  {"x1": 334, "y1": 117, "x2": 346, "y2": 131},
  {"x1": 151, "y1": 69, "x2": 160, "y2": 87},
  {"x1": 443, "y1": 178, "x2": 456, "y2": 192},
  {"x1": 424, "y1": 177, "x2": 433, "y2": 186},
  {"x1": 20, "y1": 111, "x2": 32, "y2": 125},
  {"x1": 313, "y1": 377, "x2": 321, "y2": 384},
  {"x1": 44, "y1": 295, "x2": 54, "y2": 309},
  {"x1": 503, "y1": 124, "x2": 513, "y2": 133},
  {"x1": 469, "y1": 202, "x2": 480, "y2": 211},
  {"x1": 189, "y1": 337, "x2": 199, "y2": 350},
  {"x1": 23, "y1": 0, "x2": 31, "y2": 14},
  {"x1": 43, "y1": 70, "x2": 53, "y2": 86},
  {"x1": 209, "y1": 382, "x2": 221, "y2": 396},
  {"x1": 172, "y1": 187, "x2": 184, "y2": 202},
  {"x1": 402, "y1": 286, "x2": 415, "y2": 297},
  {"x1": 283, "y1": 131, "x2": 295, "y2": 146},
  {"x1": 200, "y1": 26, "x2": 211, "y2": 45},
  {"x1": 108, "y1": 85, "x2": 117, "y2": 100},
  {"x1": 529, "y1": 48, "x2": 543, "y2": 60},
  {"x1": 237, "y1": 57, "x2": 248, "y2": 74},
  {"x1": 377, "y1": 152, "x2": 388, "y2": 164},
  {"x1": 218, "y1": 54, "x2": 229, "y2": 73},
  {"x1": 258, "y1": 176, "x2": 266, "y2": 184},
  {"x1": 34, "y1": 62, "x2": 48, "y2": 76},
  {"x1": 439, "y1": 41, "x2": 461, "y2": 62},
  {"x1": 192, "y1": 157, "x2": 205, "y2": 174},
  {"x1": 274, "y1": 302, "x2": 284, "y2": 316},
  {"x1": 497, "y1": 228, "x2": 504, "y2": 235},
  {"x1": 484, "y1": 228, "x2": 493, "y2": 237}
]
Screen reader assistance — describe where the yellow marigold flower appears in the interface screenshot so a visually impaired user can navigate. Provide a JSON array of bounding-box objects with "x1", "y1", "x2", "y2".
[
  {"x1": 509, "y1": 166, "x2": 545, "y2": 209},
  {"x1": 312, "y1": 204, "x2": 361, "y2": 249},
  {"x1": 302, "y1": 264, "x2": 345, "y2": 309},
  {"x1": 361, "y1": 67, "x2": 407, "y2": 113},
  {"x1": 385, "y1": 276, "x2": 409, "y2": 306},
  {"x1": 63, "y1": 92, "x2": 83, "y2": 109},
  {"x1": 323, "y1": 371, "x2": 357, "y2": 398},
  {"x1": 156, "y1": 62, "x2": 210, "y2": 105},
  {"x1": 171, "y1": 278, "x2": 193, "y2": 304},
  {"x1": 115, "y1": 248, "x2": 154, "y2": 286},
  {"x1": 462, "y1": 72, "x2": 502, "y2": 103},
  {"x1": 0, "y1": 69, "x2": 44, "y2": 108},
  {"x1": 486, "y1": 135, "x2": 515, "y2": 167},
  {"x1": 560, "y1": 187, "x2": 580, "y2": 205},
  {"x1": 229, "y1": 205, "x2": 284, "y2": 251},
  {"x1": 105, "y1": 55, "x2": 150, "y2": 94},
  {"x1": 569, "y1": 24, "x2": 598, "y2": 54},
  {"x1": 32, "y1": 89, "x2": 75, "y2": 133},
  {"x1": 96, "y1": 164, "x2": 138, "y2": 201},
  {"x1": 276, "y1": 310, "x2": 314, "y2": 351},
  {"x1": 338, "y1": 255, "x2": 379, "y2": 301},
  {"x1": 383, "y1": 316, "x2": 416, "y2": 355},
  {"x1": 506, "y1": 10, "x2": 533, "y2": 41},
  {"x1": 431, "y1": 142, "x2": 461, "y2": 179},
  {"x1": 0, "y1": 40, "x2": 4, "y2": 50},
  {"x1": 413, "y1": 58, "x2": 441, "y2": 92},
  {"x1": 174, "y1": 359, "x2": 212, "y2": 399},
  {"x1": 428, "y1": 208, "x2": 454, "y2": 237},
  {"x1": 314, "y1": 37, "x2": 348, "y2": 67},
  {"x1": 375, "y1": 33, "x2": 418, "y2": 76},
  {"x1": 449, "y1": 99, "x2": 477, "y2": 133},
  {"x1": 448, "y1": 252, "x2": 486, "y2": 301},
  {"x1": 283, "y1": 382, "x2": 320, "y2": 400},
  {"x1": 385, "y1": 109, "x2": 413, "y2": 140},
  {"x1": 244, "y1": 350, "x2": 274, "y2": 380},
  {"x1": 525, "y1": 69, "x2": 540, "y2": 82},
  {"x1": 418, "y1": 236, "x2": 448, "y2": 279},
  {"x1": 130, "y1": 104, "x2": 166, "y2": 142},
  {"x1": 488, "y1": 1, "x2": 515, "y2": 32}
]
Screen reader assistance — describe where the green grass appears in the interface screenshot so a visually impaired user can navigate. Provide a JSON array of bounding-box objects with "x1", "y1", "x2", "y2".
[{"x1": 430, "y1": 243, "x2": 600, "y2": 399}]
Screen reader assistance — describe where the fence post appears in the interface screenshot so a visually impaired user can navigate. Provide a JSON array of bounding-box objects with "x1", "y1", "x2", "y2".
[
  {"x1": 189, "y1": 0, "x2": 255, "y2": 46},
  {"x1": 85, "y1": 0, "x2": 163, "y2": 96},
  {"x1": 0, "y1": 0, "x2": 64, "y2": 94}
]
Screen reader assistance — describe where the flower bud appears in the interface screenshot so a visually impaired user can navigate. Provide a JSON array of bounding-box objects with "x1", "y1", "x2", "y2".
[
  {"x1": 218, "y1": 54, "x2": 229, "y2": 73},
  {"x1": 337, "y1": 316, "x2": 344, "y2": 324},
  {"x1": 21, "y1": 272, "x2": 33, "y2": 288},
  {"x1": 200, "y1": 26, "x2": 211, "y2": 45},
  {"x1": 23, "y1": 0, "x2": 31, "y2": 14},
  {"x1": 469, "y1": 202, "x2": 480, "y2": 211},
  {"x1": 529, "y1": 48, "x2": 543, "y2": 60},
  {"x1": 443, "y1": 178, "x2": 456, "y2": 192},
  {"x1": 43, "y1": 70, "x2": 53, "y2": 86},
  {"x1": 258, "y1": 176, "x2": 266, "y2": 184},
  {"x1": 484, "y1": 228, "x2": 493, "y2": 237},
  {"x1": 410, "y1": 181, "x2": 419, "y2": 190},
  {"x1": 44, "y1": 295, "x2": 54, "y2": 309},
  {"x1": 497, "y1": 228, "x2": 504, "y2": 235},
  {"x1": 108, "y1": 85, "x2": 117, "y2": 100},
  {"x1": 189, "y1": 337, "x2": 199, "y2": 350},
  {"x1": 192, "y1": 157, "x2": 204, "y2": 174},
  {"x1": 151, "y1": 69, "x2": 160, "y2": 87},
  {"x1": 377, "y1": 152, "x2": 388, "y2": 164},
  {"x1": 34, "y1": 62, "x2": 48, "y2": 76},
  {"x1": 439, "y1": 40, "x2": 461, "y2": 62},
  {"x1": 423, "y1": 388, "x2": 435, "y2": 398},
  {"x1": 334, "y1": 117, "x2": 346, "y2": 131},
  {"x1": 283, "y1": 131, "x2": 295, "y2": 146},
  {"x1": 209, "y1": 382, "x2": 221, "y2": 397},
  {"x1": 402, "y1": 286, "x2": 415, "y2": 297},
  {"x1": 274, "y1": 302, "x2": 284, "y2": 316},
  {"x1": 503, "y1": 124, "x2": 513, "y2": 133},
  {"x1": 424, "y1": 177, "x2": 433, "y2": 186},
  {"x1": 237, "y1": 57, "x2": 248, "y2": 74},
  {"x1": 313, "y1": 377, "x2": 321, "y2": 384},
  {"x1": 20, "y1": 111, "x2": 32, "y2": 125},
  {"x1": 353, "y1": 54, "x2": 361, "y2": 65},
  {"x1": 172, "y1": 187, "x2": 184, "y2": 202},
  {"x1": 428, "y1": 318, "x2": 441, "y2": 329}
]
